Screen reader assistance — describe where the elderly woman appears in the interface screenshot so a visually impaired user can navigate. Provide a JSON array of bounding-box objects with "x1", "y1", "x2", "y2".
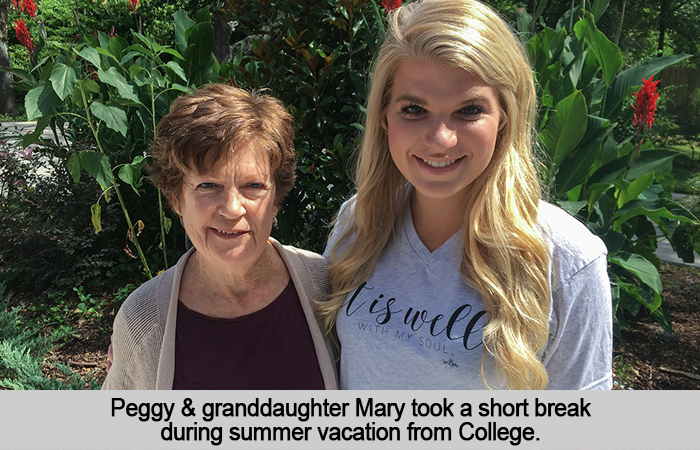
[{"x1": 102, "y1": 84, "x2": 337, "y2": 390}]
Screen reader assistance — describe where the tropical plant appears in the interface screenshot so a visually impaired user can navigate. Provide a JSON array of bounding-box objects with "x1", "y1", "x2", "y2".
[
  {"x1": 1, "y1": 7, "x2": 217, "y2": 278},
  {"x1": 520, "y1": 0, "x2": 697, "y2": 336}
]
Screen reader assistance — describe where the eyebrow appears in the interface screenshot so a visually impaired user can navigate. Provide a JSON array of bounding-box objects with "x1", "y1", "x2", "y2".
[{"x1": 393, "y1": 93, "x2": 493, "y2": 106}]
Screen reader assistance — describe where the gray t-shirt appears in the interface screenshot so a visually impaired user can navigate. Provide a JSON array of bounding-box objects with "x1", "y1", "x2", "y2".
[{"x1": 324, "y1": 199, "x2": 612, "y2": 389}]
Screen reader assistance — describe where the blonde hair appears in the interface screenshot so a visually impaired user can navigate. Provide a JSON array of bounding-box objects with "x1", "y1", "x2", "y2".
[{"x1": 319, "y1": 0, "x2": 551, "y2": 389}]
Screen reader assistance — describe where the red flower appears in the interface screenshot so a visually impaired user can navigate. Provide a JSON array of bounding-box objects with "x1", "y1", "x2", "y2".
[
  {"x1": 11, "y1": 0, "x2": 21, "y2": 10},
  {"x1": 14, "y1": 18, "x2": 36, "y2": 57},
  {"x1": 22, "y1": 0, "x2": 38, "y2": 19},
  {"x1": 108, "y1": 26, "x2": 117, "y2": 38},
  {"x1": 381, "y1": 0, "x2": 401, "y2": 13},
  {"x1": 128, "y1": 0, "x2": 138, "y2": 12},
  {"x1": 632, "y1": 77, "x2": 660, "y2": 136}
]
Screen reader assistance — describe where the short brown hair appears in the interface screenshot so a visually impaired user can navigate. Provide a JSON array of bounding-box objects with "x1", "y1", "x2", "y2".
[{"x1": 148, "y1": 83, "x2": 296, "y2": 210}]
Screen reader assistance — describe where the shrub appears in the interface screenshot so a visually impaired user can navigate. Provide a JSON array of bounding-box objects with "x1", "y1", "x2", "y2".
[{"x1": 0, "y1": 282, "x2": 101, "y2": 389}]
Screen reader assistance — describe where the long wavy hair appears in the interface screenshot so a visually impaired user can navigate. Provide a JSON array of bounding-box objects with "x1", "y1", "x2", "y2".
[{"x1": 319, "y1": 0, "x2": 552, "y2": 389}]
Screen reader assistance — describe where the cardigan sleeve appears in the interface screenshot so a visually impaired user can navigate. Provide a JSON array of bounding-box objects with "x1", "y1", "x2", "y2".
[{"x1": 102, "y1": 278, "x2": 165, "y2": 390}]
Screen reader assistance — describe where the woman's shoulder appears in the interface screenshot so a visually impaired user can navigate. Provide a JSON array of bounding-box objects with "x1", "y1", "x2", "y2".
[{"x1": 537, "y1": 201, "x2": 607, "y2": 285}]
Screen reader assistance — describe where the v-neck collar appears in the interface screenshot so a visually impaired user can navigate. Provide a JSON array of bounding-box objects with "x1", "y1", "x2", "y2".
[{"x1": 402, "y1": 204, "x2": 463, "y2": 265}]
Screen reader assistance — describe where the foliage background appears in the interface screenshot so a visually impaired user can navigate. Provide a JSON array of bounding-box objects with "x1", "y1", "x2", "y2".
[{"x1": 0, "y1": 0, "x2": 699, "y2": 389}]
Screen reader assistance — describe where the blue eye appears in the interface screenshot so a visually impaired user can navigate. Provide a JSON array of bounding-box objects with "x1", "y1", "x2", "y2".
[
  {"x1": 460, "y1": 105, "x2": 485, "y2": 117},
  {"x1": 247, "y1": 183, "x2": 265, "y2": 189},
  {"x1": 197, "y1": 182, "x2": 216, "y2": 189},
  {"x1": 400, "y1": 104, "x2": 426, "y2": 117}
]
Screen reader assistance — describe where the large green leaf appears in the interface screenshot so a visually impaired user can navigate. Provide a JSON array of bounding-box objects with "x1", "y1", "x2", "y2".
[
  {"x1": 79, "y1": 151, "x2": 114, "y2": 192},
  {"x1": 574, "y1": 12, "x2": 621, "y2": 87},
  {"x1": 25, "y1": 82, "x2": 61, "y2": 120},
  {"x1": 609, "y1": 252, "x2": 662, "y2": 295},
  {"x1": 613, "y1": 198, "x2": 696, "y2": 230},
  {"x1": 616, "y1": 173, "x2": 654, "y2": 208},
  {"x1": 49, "y1": 63, "x2": 79, "y2": 101},
  {"x1": 174, "y1": 10, "x2": 196, "y2": 54},
  {"x1": 90, "y1": 101, "x2": 128, "y2": 137},
  {"x1": 603, "y1": 54, "x2": 690, "y2": 119},
  {"x1": 556, "y1": 115, "x2": 612, "y2": 194},
  {"x1": 97, "y1": 67, "x2": 139, "y2": 103},
  {"x1": 74, "y1": 46, "x2": 101, "y2": 69},
  {"x1": 539, "y1": 90, "x2": 588, "y2": 169}
]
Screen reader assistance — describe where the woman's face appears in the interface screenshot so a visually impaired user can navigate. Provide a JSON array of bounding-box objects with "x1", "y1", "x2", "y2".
[
  {"x1": 386, "y1": 58, "x2": 502, "y2": 208},
  {"x1": 178, "y1": 141, "x2": 277, "y2": 270}
]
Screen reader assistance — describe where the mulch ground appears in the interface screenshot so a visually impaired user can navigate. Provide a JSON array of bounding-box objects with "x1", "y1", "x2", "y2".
[
  {"x1": 613, "y1": 263, "x2": 700, "y2": 389},
  {"x1": 27, "y1": 263, "x2": 700, "y2": 389}
]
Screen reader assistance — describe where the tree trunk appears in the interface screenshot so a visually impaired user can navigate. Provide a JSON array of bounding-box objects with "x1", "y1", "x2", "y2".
[
  {"x1": 658, "y1": 0, "x2": 671, "y2": 57},
  {"x1": 0, "y1": 0, "x2": 17, "y2": 115},
  {"x1": 212, "y1": 8, "x2": 232, "y2": 64}
]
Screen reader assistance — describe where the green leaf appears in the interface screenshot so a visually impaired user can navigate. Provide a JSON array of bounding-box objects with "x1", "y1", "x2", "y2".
[
  {"x1": 174, "y1": 10, "x2": 196, "y2": 53},
  {"x1": 539, "y1": 91, "x2": 588, "y2": 169},
  {"x1": 74, "y1": 46, "x2": 101, "y2": 69},
  {"x1": 627, "y1": 150, "x2": 676, "y2": 180},
  {"x1": 613, "y1": 198, "x2": 696, "y2": 230},
  {"x1": 118, "y1": 156, "x2": 147, "y2": 195},
  {"x1": 97, "y1": 67, "x2": 139, "y2": 103},
  {"x1": 556, "y1": 200, "x2": 587, "y2": 216},
  {"x1": 609, "y1": 252, "x2": 662, "y2": 295},
  {"x1": 589, "y1": 0, "x2": 610, "y2": 21},
  {"x1": 49, "y1": 63, "x2": 79, "y2": 101},
  {"x1": 91, "y1": 203, "x2": 102, "y2": 234},
  {"x1": 603, "y1": 54, "x2": 690, "y2": 119},
  {"x1": 555, "y1": 115, "x2": 611, "y2": 194},
  {"x1": 616, "y1": 173, "x2": 653, "y2": 208},
  {"x1": 0, "y1": 66, "x2": 36, "y2": 83},
  {"x1": 80, "y1": 151, "x2": 114, "y2": 192},
  {"x1": 574, "y1": 12, "x2": 621, "y2": 87},
  {"x1": 67, "y1": 153, "x2": 82, "y2": 184},
  {"x1": 96, "y1": 47, "x2": 120, "y2": 65},
  {"x1": 25, "y1": 82, "x2": 61, "y2": 120},
  {"x1": 22, "y1": 116, "x2": 52, "y2": 147},
  {"x1": 90, "y1": 101, "x2": 128, "y2": 137},
  {"x1": 166, "y1": 61, "x2": 188, "y2": 82},
  {"x1": 163, "y1": 217, "x2": 172, "y2": 234}
]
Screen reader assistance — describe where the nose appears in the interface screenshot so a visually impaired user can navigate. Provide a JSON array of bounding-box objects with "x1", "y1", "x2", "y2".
[
  {"x1": 218, "y1": 188, "x2": 246, "y2": 218},
  {"x1": 427, "y1": 120, "x2": 458, "y2": 149}
]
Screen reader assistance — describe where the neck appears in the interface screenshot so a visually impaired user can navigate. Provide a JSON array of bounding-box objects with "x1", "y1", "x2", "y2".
[
  {"x1": 188, "y1": 241, "x2": 277, "y2": 299},
  {"x1": 410, "y1": 190, "x2": 467, "y2": 252}
]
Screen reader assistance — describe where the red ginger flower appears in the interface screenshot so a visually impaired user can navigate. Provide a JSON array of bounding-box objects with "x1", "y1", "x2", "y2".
[
  {"x1": 11, "y1": 0, "x2": 21, "y2": 10},
  {"x1": 128, "y1": 0, "x2": 138, "y2": 12},
  {"x1": 14, "y1": 18, "x2": 36, "y2": 57},
  {"x1": 22, "y1": 0, "x2": 38, "y2": 19},
  {"x1": 632, "y1": 77, "x2": 660, "y2": 136},
  {"x1": 381, "y1": 0, "x2": 402, "y2": 13}
]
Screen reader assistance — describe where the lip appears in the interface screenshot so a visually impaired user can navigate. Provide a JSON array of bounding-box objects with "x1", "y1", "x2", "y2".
[{"x1": 414, "y1": 155, "x2": 465, "y2": 174}]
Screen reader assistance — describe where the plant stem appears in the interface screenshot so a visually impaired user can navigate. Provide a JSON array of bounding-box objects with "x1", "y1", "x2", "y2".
[
  {"x1": 150, "y1": 82, "x2": 168, "y2": 269},
  {"x1": 80, "y1": 84, "x2": 153, "y2": 279},
  {"x1": 158, "y1": 188, "x2": 168, "y2": 269}
]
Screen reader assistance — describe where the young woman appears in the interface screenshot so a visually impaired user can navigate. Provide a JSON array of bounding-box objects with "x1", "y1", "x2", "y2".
[{"x1": 320, "y1": 0, "x2": 612, "y2": 390}]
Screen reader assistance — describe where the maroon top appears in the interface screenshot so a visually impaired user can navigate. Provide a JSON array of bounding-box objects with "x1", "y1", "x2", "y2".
[{"x1": 173, "y1": 279, "x2": 325, "y2": 389}]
